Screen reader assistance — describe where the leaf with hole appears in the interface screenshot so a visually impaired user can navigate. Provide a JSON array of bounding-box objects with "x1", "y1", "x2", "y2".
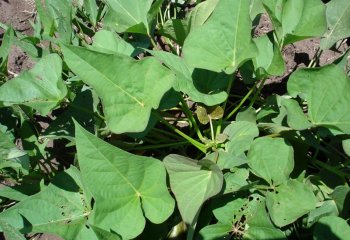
[{"x1": 266, "y1": 179, "x2": 317, "y2": 227}]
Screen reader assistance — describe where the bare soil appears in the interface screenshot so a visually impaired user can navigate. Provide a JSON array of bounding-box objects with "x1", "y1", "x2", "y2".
[{"x1": 0, "y1": 0, "x2": 35, "y2": 74}]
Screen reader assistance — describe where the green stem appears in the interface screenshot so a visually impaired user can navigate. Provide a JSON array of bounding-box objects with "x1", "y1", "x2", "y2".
[
  {"x1": 127, "y1": 141, "x2": 189, "y2": 151},
  {"x1": 152, "y1": 111, "x2": 206, "y2": 153},
  {"x1": 148, "y1": 34, "x2": 159, "y2": 50},
  {"x1": 249, "y1": 78, "x2": 266, "y2": 108},
  {"x1": 209, "y1": 118, "x2": 215, "y2": 143},
  {"x1": 225, "y1": 81, "x2": 258, "y2": 121},
  {"x1": 216, "y1": 75, "x2": 235, "y2": 135},
  {"x1": 180, "y1": 96, "x2": 205, "y2": 142}
]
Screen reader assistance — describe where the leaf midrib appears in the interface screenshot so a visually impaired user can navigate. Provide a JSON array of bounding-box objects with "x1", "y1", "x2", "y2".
[
  {"x1": 81, "y1": 129, "x2": 141, "y2": 196},
  {"x1": 68, "y1": 47, "x2": 145, "y2": 107}
]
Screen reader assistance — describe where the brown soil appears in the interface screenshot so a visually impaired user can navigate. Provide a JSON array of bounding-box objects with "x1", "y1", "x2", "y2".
[
  {"x1": 0, "y1": 0, "x2": 36, "y2": 75},
  {"x1": 255, "y1": 14, "x2": 350, "y2": 95}
]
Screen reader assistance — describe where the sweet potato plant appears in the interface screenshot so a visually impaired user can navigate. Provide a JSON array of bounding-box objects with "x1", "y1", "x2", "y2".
[{"x1": 0, "y1": 0, "x2": 350, "y2": 239}]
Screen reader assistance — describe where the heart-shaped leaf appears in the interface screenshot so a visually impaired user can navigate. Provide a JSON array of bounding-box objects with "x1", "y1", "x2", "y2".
[
  {"x1": 321, "y1": 0, "x2": 350, "y2": 49},
  {"x1": 247, "y1": 137, "x2": 294, "y2": 186},
  {"x1": 288, "y1": 64, "x2": 350, "y2": 134},
  {"x1": 262, "y1": 0, "x2": 327, "y2": 46},
  {"x1": 266, "y1": 179, "x2": 317, "y2": 227},
  {"x1": 61, "y1": 45, "x2": 173, "y2": 134},
  {"x1": 0, "y1": 54, "x2": 67, "y2": 115},
  {"x1": 183, "y1": 0, "x2": 257, "y2": 73},
  {"x1": 163, "y1": 155, "x2": 223, "y2": 225},
  {"x1": 75, "y1": 122, "x2": 175, "y2": 239}
]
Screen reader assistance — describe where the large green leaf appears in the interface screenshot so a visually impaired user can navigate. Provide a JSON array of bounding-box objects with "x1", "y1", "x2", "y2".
[
  {"x1": 0, "y1": 167, "x2": 93, "y2": 239},
  {"x1": 0, "y1": 54, "x2": 67, "y2": 115},
  {"x1": 262, "y1": 0, "x2": 327, "y2": 46},
  {"x1": 61, "y1": 45, "x2": 173, "y2": 134},
  {"x1": 321, "y1": 0, "x2": 350, "y2": 49},
  {"x1": 313, "y1": 216, "x2": 350, "y2": 240},
  {"x1": 149, "y1": 50, "x2": 229, "y2": 106},
  {"x1": 163, "y1": 155, "x2": 223, "y2": 225},
  {"x1": 183, "y1": 0, "x2": 257, "y2": 73},
  {"x1": 75, "y1": 122, "x2": 175, "y2": 239},
  {"x1": 247, "y1": 137, "x2": 294, "y2": 186},
  {"x1": 266, "y1": 179, "x2": 317, "y2": 227},
  {"x1": 288, "y1": 64, "x2": 350, "y2": 134},
  {"x1": 104, "y1": 0, "x2": 153, "y2": 34}
]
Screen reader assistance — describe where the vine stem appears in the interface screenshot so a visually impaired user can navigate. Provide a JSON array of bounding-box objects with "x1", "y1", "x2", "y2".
[
  {"x1": 224, "y1": 80, "x2": 259, "y2": 121},
  {"x1": 152, "y1": 111, "x2": 206, "y2": 153},
  {"x1": 179, "y1": 96, "x2": 205, "y2": 142},
  {"x1": 216, "y1": 74, "x2": 236, "y2": 136}
]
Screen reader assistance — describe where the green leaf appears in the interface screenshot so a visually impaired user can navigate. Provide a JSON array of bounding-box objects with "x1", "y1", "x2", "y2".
[
  {"x1": 159, "y1": 19, "x2": 189, "y2": 46},
  {"x1": 0, "y1": 54, "x2": 67, "y2": 115},
  {"x1": 90, "y1": 225, "x2": 122, "y2": 240},
  {"x1": 196, "y1": 105, "x2": 224, "y2": 125},
  {"x1": 0, "y1": 27, "x2": 14, "y2": 69},
  {"x1": 149, "y1": 50, "x2": 229, "y2": 106},
  {"x1": 163, "y1": 155, "x2": 223, "y2": 225},
  {"x1": 253, "y1": 34, "x2": 285, "y2": 78},
  {"x1": 0, "y1": 182, "x2": 40, "y2": 201},
  {"x1": 0, "y1": 220, "x2": 26, "y2": 240},
  {"x1": 198, "y1": 223, "x2": 231, "y2": 240},
  {"x1": 104, "y1": 0, "x2": 153, "y2": 34},
  {"x1": 61, "y1": 45, "x2": 173, "y2": 133},
  {"x1": 75, "y1": 122, "x2": 175, "y2": 239},
  {"x1": 43, "y1": 88, "x2": 96, "y2": 142},
  {"x1": 183, "y1": 0, "x2": 257, "y2": 73},
  {"x1": 83, "y1": 0, "x2": 98, "y2": 27},
  {"x1": 266, "y1": 179, "x2": 317, "y2": 227},
  {"x1": 247, "y1": 137, "x2": 294, "y2": 186},
  {"x1": 224, "y1": 121, "x2": 259, "y2": 154},
  {"x1": 288, "y1": 64, "x2": 350, "y2": 134},
  {"x1": 262, "y1": 0, "x2": 327, "y2": 46},
  {"x1": 213, "y1": 198, "x2": 246, "y2": 224},
  {"x1": 244, "y1": 197, "x2": 286, "y2": 240},
  {"x1": 45, "y1": 0, "x2": 74, "y2": 43},
  {"x1": 321, "y1": 0, "x2": 350, "y2": 49},
  {"x1": 330, "y1": 186, "x2": 350, "y2": 218},
  {"x1": 305, "y1": 200, "x2": 338, "y2": 228},
  {"x1": 343, "y1": 139, "x2": 350, "y2": 157},
  {"x1": 188, "y1": 0, "x2": 219, "y2": 30},
  {"x1": 0, "y1": 167, "x2": 91, "y2": 239},
  {"x1": 0, "y1": 132, "x2": 29, "y2": 175},
  {"x1": 281, "y1": 98, "x2": 312, "y2": 130},
  {"x1": 89, "y1": 30, "x2": 136, "y2": 56},
  {"x1": 224, "y1": 169, "x2": 250, "y2": 193},
  {"x1": 313, "y1": 216, "x2": 350, "y2": 240}
]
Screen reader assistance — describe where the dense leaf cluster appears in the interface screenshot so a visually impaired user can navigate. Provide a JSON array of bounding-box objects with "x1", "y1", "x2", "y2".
[{"x1": 0, "y1": 0, "x2": 350, "y2": 239}]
